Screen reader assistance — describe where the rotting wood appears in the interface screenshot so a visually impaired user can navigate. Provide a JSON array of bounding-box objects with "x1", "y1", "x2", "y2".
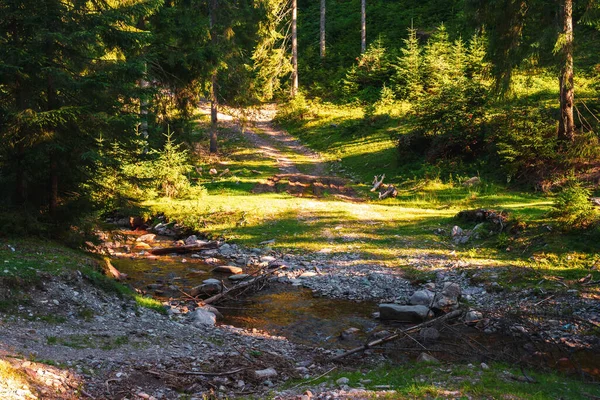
[
  {"x1": 378, "y1": 185, "x2": 398, "y2": 199},
  {"x1": 201, "y1": 265, "x2": 286, "y2": 305},
  {"x1": 102, "y1": 257, "x2": 127, "y2": 281},
  {"x1": 149, "y1": 241, "x2": 220, "y2": 255},
  {"x1": 331, "y1": 310, "x2": 462, "y2": 361},
  {"x1": 371, "y1": 174, "x2": 385, "y2": 192}
]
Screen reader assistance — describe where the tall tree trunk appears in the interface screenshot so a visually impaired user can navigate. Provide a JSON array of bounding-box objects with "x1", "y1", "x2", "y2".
[
  {"x1": 361, "y1": 0, "x2": 366, "y2": 53},
  {"x1": 320, "y1": 0, "x2": 326, "y2": 58},
  {"x1": 209, "y1": 0, "x2": 219, "y2": 153},
  {"x1": 558, "y1": 0, "x2": 574, "y2": 142},
  {"x1": 291, "y1": 0, "x2": 298, "y2": 96}
]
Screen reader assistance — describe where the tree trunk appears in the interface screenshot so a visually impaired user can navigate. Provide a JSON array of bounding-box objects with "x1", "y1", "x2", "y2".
[
  {"x1": 558, "y1": 0, "x2": 574, "y2": 142},
  {"x1": 209, "y1": 0, "x2": 219, "y2": 153},
  {"x1": 320, "y1": 0, "x2": 326, "y2": 58},
  {"x1": 291, "y1": 0, "x2": 298, "y2": 97},
  {"x1": 361, "y1": 0, "x2": 366, "y2": 53}
]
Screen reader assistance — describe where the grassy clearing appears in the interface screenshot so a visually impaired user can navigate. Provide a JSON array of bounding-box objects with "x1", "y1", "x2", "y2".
[
  {"x1": 289, "y1": 362, "x2": 600, "y2": 399},
  {"x1": 146, "y1": 105, "x2": 600, "y2": 292}
]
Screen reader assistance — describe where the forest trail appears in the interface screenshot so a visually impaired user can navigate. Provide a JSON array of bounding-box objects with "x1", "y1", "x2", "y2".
[{"x1": 200, "y1": 104, "x2": 360, "y2": 200}]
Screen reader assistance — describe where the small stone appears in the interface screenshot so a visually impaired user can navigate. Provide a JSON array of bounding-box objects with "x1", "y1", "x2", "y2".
[
  {"x1": 229, "y1": 274, "x2": 251, "y2": 281},
  {"x1": 255, "y1": 368, "x2": 277, "y2": 379},
  {"x1": 336, "y1": 377, "x2": 350, "y2": 385},
  {"x1": 465, "y1": 310, "x2": 483, "y2": 323},
  {"x1": 136, "y1": 233, "x2": 156, "y2": 242},
  {"x1": 416, "y1": 352, "x2": 439, "y2": 363},
  {"x1": 190, "y1": 309, "x2": 216, "y2": 326},
  {"x1": 480, "y1": 362, "x2": 490, "y2": 370},
  {"x1": 213, "y1": 265, "x2": 243, "y2": 274}
]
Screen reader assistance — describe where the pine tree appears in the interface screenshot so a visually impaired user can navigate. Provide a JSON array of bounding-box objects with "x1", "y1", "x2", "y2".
[
  {"x1": 423, "y1": 24, "x2": 452, "y2": 91},
  {"x1": 0, "y1": 0, "x2": 160, "y2": 220},
  {"x1": 393, "y1": 26, "x2": 423, "y2": 100}
]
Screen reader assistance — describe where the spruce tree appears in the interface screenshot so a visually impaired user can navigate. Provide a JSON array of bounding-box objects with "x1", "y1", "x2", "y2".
[{"x1": 393, "y1": 26, "x2": 423, "y2": 101}]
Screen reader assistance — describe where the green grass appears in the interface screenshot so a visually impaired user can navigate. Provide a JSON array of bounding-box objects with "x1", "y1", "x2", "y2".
[
  {"x1": 289, "y1": 362, "x2": 600, "y2": 399},
  {"x1": 147, "y1": 96, "x2": 600, "y2": 293}
]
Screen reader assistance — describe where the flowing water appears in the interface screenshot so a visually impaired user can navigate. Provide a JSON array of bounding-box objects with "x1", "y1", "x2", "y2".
[{"x1": 110, "y1": 235, "x2": 600, "y2": 379}]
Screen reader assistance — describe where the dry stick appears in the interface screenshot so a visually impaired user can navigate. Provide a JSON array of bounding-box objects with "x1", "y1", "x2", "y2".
[
  {"x1": 202, "y1": 266, "x2": 285, "y2": 305},
  {"x1": 175, "y1": 367, "x2": 247, "y2": 377},
  {"x1": 331, "y1": 310, "x2": 462, "y2": 361},
  {"x1": 534, "y1": 295, "x2": 554, "y2": 307},
  {"x1": 291, "y1": 366, "x2": 337, "y2": 389}
]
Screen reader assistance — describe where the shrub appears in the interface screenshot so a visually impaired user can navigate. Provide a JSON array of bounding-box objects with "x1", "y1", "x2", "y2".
[{"x1": 552, "y1": 177, "x2": 596, "y2": 227}]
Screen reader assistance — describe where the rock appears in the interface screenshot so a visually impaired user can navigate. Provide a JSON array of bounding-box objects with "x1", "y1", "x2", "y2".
[
  {"x1": 451, "y1": 226, "x2": 463, "y2": 237},
  {"x1": 213, "y1": 265, "x2": 243, "y2": 275},
  {"x1": 219, "y1": 243, "x2": 234, "y2": 256},
  {"x1": 229, "y1": 274, "x2": 251, "y2": 281},
  {"x1": 419, "y1": 327, "x2": 440, "y2": 342},
  {"x1": 299, "y1": 271, "x2": 318, "y2": 278},
  {"x1": 134, "y1": 242, "x2": 152, "y2": 249},
  {"x1": 190, "y1": 309, "x2": 216, "y2": 326},
  {"x1": 255, "y1": 368, "x2": 277, "y2": 379},
  {"x1": 378, "y1": 304, "x2": 432, "y2": 322},
  {"x1": 480, "y1": 362, "x2": 490, "y2": 370},
  {"x1": 336, "y1": 377, "x2": 350, "y2": 385},
  {"x1": 184, "y1": 235, "x2": 198, "y2": 245},
  {"x1": 340, "y1": 327, "x2": 360, "y2": 340},
  {"x1": 433, "y1": 282, "x2": 461, "y2": 310},
  {"x1": 409, "y1": 290, "x2": 435, "y2": 306},
  {"x1": 129, "y1": 216, "x2": 146, "y2": 230},
  {"x1": 465, "y1": 310, "x2": 483, "y2": 323},
  {"x1": 190, "y1": 279, "x2": 222, "y2": 296},
  {"x1": 416, "y1": 352, "x2": 439, "y2": 363},
  {"x1": 209, "y1": 168, "x2": 218, "y2": 175},
  {"x1": 197, "y1": 304, "x2": 222, "y2": 319},
  {"x1": 136, "y1": 233, "x2": 156, "y2": 242}
]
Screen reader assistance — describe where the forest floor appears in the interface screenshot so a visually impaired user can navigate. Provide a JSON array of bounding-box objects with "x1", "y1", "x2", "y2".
[{"x1": 1, "y1": 104, "x2": 600, "y2": 399}]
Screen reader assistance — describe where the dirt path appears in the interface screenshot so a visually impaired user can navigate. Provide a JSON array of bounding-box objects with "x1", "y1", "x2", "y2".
[{"x1": 201, "y1": 104, "x2": 359, "y2": 200}]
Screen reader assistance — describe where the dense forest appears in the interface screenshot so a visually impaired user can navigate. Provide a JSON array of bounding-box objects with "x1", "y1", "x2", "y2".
[
  {"x1": 2, "y1": 1, "x2": 600, "y2": 398},
  {"x1": 1, "y1": 0, "x2": 599, "y2": 235}
]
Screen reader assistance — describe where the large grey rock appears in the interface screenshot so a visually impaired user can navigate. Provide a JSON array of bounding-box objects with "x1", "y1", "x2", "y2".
[
  {"x1": 213, "y1": 265, "x2": 243, "y2": 274},
  {"x1": 409, "y1": 290, "x2": 435, "y2": 306},
  {"x1": 378, "y1": 304, "x2": 432, "y2": 322},
  {"x1": 191, "y1": 308, "x2": 216, "y2": 326}
]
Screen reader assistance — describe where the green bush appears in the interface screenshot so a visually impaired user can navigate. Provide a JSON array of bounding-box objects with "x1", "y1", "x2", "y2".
[{"x1": 552, "y1": 178, "x2": 596, "y2": 227}]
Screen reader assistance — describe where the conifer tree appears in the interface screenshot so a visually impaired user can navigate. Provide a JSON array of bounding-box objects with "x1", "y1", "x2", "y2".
[
  {"x1": 393, "y1": 26, "x2": 423, "y2": 100},
  {"x1": 0, "y1": 0, "x2": 160, "y2": 220}
]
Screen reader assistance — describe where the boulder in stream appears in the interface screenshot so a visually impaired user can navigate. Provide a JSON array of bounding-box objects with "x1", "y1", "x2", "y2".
[
  {"x1": 378, "y1": 304, "x2": 432, "y2": 322},
  {"x1": 213, "y1": 265, "x2": 243, "y2": 274}
]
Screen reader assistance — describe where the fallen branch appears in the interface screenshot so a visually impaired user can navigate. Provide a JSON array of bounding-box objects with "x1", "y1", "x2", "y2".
[
  {"x1": 371, "y1": 174, "x2": 385, "y2": 192},
  {"x1": 102, "y1": 257, "x2": 127, "y2": 281},
  {"x1": 149, "y1": 241, "x2": 219, "y2": 255},
  {"x1": 175, "y1": 367, "x2": 247, "y2": 377},
  {"x1": 291, "y1": 366, "x2": 337, "y2": 389},
  {"x1": 379, "y1": 185, "x2": 398, "y2": 200},
  {"x1": 202, "y1": 265, "x2": 286, "y2": 305},
  {"x1": 331, "y1": 310, "x2": 462, "y2": 361}
]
